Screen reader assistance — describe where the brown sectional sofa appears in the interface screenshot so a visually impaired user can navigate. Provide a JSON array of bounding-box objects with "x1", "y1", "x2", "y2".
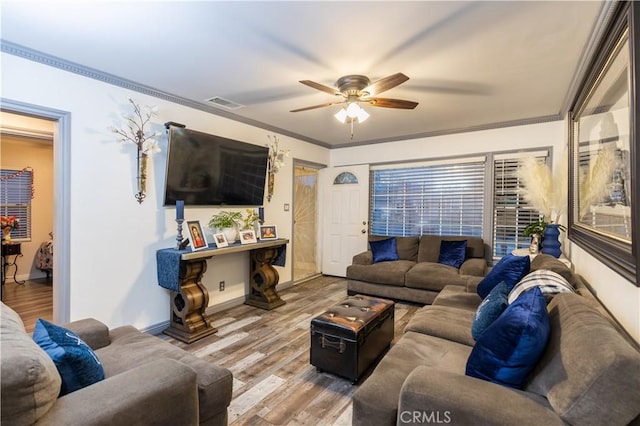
[
  {"x1": 352, "y1": 255, "x2": 640, "y2": 426},
  {"x1": 0, "y1": 302, "x2": 233, "y2": 426},
  {"x1": 347, "y1": 235, "x2": 488, "y2": 304}
]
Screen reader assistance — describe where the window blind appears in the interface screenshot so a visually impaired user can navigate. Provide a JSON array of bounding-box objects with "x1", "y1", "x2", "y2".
[
  {"x1": 492, "y1": 155, "x2": 547, "y2": 258},
  {"x1": 1, "y1": 168, "x2": 33, "y2": 240},
  {"x1": 370, "y1": 161, "x2": 485, "y2": 237}
]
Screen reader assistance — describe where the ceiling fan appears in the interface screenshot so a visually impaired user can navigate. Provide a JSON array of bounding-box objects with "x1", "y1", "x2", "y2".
[{"x1": 290, "y1": 72, "x2": 419, "y2": 118}]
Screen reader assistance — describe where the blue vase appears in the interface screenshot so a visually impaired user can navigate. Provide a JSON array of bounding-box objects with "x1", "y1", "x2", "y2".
[{"x1": 541, "y1": 224, "x2": 562, "y2": 258}]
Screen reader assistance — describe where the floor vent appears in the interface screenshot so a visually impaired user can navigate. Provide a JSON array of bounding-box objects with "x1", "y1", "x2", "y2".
[{"x1": 205, "y1": 96, "x2": 244, "y2": 110}]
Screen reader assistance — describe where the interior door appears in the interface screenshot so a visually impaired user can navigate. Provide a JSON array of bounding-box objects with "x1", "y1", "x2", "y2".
[{"x1": 320, "y1": 165, "x2": 370, "y2": 277}]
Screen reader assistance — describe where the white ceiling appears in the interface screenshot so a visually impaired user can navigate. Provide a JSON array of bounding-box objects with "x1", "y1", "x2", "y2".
[{"x1": 1, "y1": 1, "x2": 606, "y2": 148}]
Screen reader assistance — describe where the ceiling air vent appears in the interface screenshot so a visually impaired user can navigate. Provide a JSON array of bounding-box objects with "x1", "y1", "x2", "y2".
[{"x1": 205, "y1": 96, "x2": 244, "y2": 110}]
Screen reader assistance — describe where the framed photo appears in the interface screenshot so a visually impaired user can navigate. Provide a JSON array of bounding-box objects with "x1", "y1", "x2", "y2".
[
  {"x1": 213, "y1": 232, "x2": 228, "y2": 248},
  {"x1": 239, "y1": 229, "x2": 257, "y2": 244},
  {"x1": 259, "y1": 225, "x2": 278, "y2": 240},
  {"x1": 186, "y1": 220, "x2": 208, "y2": 251}
]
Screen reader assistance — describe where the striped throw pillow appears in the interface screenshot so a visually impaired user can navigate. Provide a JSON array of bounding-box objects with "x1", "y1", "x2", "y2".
[{"x1": 508, "y1": 269, "x2": 575, "y2": 304}]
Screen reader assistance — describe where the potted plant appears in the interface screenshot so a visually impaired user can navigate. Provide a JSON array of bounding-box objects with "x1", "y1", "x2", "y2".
[
  {"x1": 524, "y1": 219, "x2": 546, "y2": 254},
  {"x1": 242, "y1": 209, "x2": 260, "y2": 231},
  {"x1": 208, "y1": 211, "x2": 242, "y2": 242}
]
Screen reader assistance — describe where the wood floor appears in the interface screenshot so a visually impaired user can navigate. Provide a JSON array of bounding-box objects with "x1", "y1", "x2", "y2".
[
  {"x1": 2, "y1": 277, "x2": 53, "y2": 332},
  {"x1": 3, "y1": 275, "x2": 422, "y2": 426}
]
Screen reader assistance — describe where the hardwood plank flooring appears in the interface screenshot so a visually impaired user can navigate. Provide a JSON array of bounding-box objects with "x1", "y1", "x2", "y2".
[
  {"x1": 165, "y1": 276, "x2": 422, "y2": 426},
  {"x1": 2, "y1": 275, "x2": 423, "y2": 425},
  {"x1": 2, "y1": 277, "x2": 53, "y2": 333}
]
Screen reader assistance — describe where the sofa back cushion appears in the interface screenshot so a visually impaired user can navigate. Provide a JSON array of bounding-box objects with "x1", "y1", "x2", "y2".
[
  {"x1": 525, "y1": 293, "x2": 640, "y2": 425},
  {"x1": 1, "y1": 303, "x2": 61, "y2": 425},
  {"x1": 370, "y1": 236, "x2": 419, "y2": 261},
  {"x1": 418, "y1": 235, "x2": 484, "y2": 263},
  {"x1": 530, "y1": 254, "x2": 579, "y2": 288}
]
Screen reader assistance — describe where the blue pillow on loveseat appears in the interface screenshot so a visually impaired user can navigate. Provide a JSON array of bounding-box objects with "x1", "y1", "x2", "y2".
[
  {"x1": 477, "y1": 254, "x2": 530, "y2": 299},
  {"x1": 369, "y1": 238, "x2": 399, "y2": 263},
  {"x1": 33, "y1": 318, "x2": 105, "y2": 396},
  {"x1": 438, "y1": 240, "x2": 467, "y2": 268},
  {"x1": 465, "y1": 286, "x2": 550, "y2": 389},
  {"x1": 471, "y1": 281, "x2": 509, "y2": 340}
]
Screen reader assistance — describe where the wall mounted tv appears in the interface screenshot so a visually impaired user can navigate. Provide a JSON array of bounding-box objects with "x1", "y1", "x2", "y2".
[{"x1": 163, "y1": 127, "x2": 269, "y2": 206}]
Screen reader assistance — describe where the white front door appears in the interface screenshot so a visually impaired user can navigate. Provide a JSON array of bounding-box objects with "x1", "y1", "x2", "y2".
[{"x1": 320, "y1": 165, "x2": 370, "y2": 277}]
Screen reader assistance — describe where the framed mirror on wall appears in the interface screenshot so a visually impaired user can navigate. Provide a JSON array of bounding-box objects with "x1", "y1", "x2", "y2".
[{"x1": 569, "y1": 1, "x2": 639, "y2": 284}]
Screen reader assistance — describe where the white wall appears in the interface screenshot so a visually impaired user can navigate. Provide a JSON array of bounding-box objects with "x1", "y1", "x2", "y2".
[{"x1": 1, "y1": 52, "x2": 330, "y2": 330}]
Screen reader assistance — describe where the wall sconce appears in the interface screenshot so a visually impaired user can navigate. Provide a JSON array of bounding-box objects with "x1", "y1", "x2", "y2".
[
  {"x1": 110, "y1": 99, "x2": 161, "y2": 203},
  {"x1": 266, "y1": 135, "x2": 290, "y2": 202}
]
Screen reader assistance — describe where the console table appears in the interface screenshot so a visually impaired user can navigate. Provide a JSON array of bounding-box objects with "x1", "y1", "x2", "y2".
[
  {"x1": 2, "y1": 242, "x2": 24, "y2": 287},
  {"x1": 156, "y1": 238, "x2": 288, "y2": 343}
]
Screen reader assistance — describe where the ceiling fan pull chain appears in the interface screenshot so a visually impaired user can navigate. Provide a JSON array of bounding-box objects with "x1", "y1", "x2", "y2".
[{"x1": 350, "y1": 119, "x2": 354, "y2": 140}]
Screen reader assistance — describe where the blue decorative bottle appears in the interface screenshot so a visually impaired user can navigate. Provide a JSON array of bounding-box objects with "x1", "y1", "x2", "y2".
[{"x1": 541, "y1": 224, "x2": 562, "y2": 258}]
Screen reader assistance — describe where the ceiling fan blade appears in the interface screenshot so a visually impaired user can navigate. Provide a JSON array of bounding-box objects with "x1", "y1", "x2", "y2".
[
  {"x1": 299, "y1": 80, "x2": 342, "y2": 96},
  {"x1": 365, "y1": 98, "x2": 419, "y2": 109},
  {"x1": 290, "y1": 101, "x2": 343, "y2": 112},
  {"x1": 364, "y1": 73, "x2": 410, "y2": 96}
]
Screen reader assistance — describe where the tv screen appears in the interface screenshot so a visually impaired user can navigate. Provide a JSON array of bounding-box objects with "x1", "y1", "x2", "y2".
[{"x1": 164, "y1": 127, "x2": 268, "y2": 206}]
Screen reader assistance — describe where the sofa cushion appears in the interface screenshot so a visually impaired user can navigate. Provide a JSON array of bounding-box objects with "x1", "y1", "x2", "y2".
[
  {"x1": 405, "y1": 305, "x2": 476, "y2": 346},
  {"x1": 347, "y1": 260, "x2": 415, "y2": 287},
  {"x1": 438, "y1": 240, "x2": 467, "y2": 268},
  {"x1": 370, "y1": 236, "x2": 419, "y2": 261},
  {"x1": 477, "y1": 254, "x2": 530, "y2": 299},
  {"x1": 33, "y1": 319, "x2": 105, "y2": 396},
  {"x1": 526, "y1": 294, "x2": 640, "y2": 425},
  {"x1": 433, "y1": 285, "x2": 482, "y2": 311},
  {"x1": 352, "y1": 331, "x2": 472, "y2": 426},
  {"x1": 530, "y1": 254, "x2": 578, "y2": 288},
  {"x1": 97, "y1": 325, "x2": 233, "y2": 422},
  {"x1": 1, "y1": 303, "x2": 61, "y2": 425},
  {"x1": 418, "y1": 235, "x2": 484, "y2": 263},
  {"x1": 508, "y1": 269, "x2": 575, "y2": 304},
  {"x1": 369, "y1": 237, "x2": 399, "y2": 263},
  {"x1": 471, "y1": 281, "x2": 509, "y2": 340},
  {"x1": 405, "y1": 262, "x2": 469, "y2": 291},
  {"x1": 466, "y1": 287, "x2": 550, "y2": 389}
]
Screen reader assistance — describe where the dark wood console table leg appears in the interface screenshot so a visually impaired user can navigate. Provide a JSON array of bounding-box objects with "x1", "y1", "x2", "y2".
[
  {"x1": 163, "y1": 258, "x2": 218, "y2": 343},
  {"x1": 245, "y1": 246, "x2": 286, "y2": 310}
]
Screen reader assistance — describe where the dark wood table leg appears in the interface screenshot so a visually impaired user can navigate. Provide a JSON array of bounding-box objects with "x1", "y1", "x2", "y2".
[
  {"x1": 163, "y1": 258, "x2": 218, "y2": 343},
  {"x1": 245, "y1": 246, "x2": 286, "y2": 310}
]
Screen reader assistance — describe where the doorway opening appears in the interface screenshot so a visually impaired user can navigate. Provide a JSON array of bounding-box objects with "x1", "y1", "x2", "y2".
[{"x1": 292, "y1": 161, "x2": 322, "y2": 283}]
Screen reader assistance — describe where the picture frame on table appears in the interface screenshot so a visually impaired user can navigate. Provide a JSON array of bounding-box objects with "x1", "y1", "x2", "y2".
[
  {"x1": 259, "y1": 225, "x2": 278, "y2": 240},
  {"x1": 213, "y1": 232, "x2": 228, "y2": 248},
  {"x1": 240, "y1": 229, "x2": 257, "y2": 244},
  {"x1": 186, "y1": 220, "x2": 208, "y2": 251}
]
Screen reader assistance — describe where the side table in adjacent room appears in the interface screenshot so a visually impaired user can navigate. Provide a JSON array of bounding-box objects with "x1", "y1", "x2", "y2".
[{"x1": 2, "y1": 242, "x2": 25, "y2": 292}]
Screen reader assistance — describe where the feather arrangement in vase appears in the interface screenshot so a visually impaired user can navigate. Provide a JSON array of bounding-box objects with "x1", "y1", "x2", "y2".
[{"x1": 517, "y1": 156, "x2": 567, "y2": 225}]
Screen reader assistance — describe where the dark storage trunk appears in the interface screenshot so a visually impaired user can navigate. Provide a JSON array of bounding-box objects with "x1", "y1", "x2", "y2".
[{"x1": 310, "y1": 295, "x2": 394, "y2": 383}]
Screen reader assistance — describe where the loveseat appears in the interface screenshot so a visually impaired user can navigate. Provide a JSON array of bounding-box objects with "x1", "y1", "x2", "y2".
[
  {"x1": 0, "y1": 302, "x2": 233, "y2": 426},
  {"x1": 347, "y1": 235, "x2": 488, "y2": 304},
  {"x1": 352, "y1": 255, "x2": 640, "y2": 425}
]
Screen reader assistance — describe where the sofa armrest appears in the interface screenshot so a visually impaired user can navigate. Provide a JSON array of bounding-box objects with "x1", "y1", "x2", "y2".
[
  {"x1": 398, "y1": 366, "x2": 563, "y2": 426},
  {"x1": 37, "y1": 358, "x2": 199, "y2": 426},
  {"x1": 459, "y1": 258, "x2": 487, "y2": 277},
  {"x1": 352, "y1": 251, "x2": 373, "y2": 265},
  {"x1": 63, "y1": 318, "x2": 110, "y2": 350}
]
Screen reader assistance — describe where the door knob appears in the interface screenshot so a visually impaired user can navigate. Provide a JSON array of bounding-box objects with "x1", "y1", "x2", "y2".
[
  {"x1": 362, "y1": 221, "x2": 367, "y2": 225},
  {"x1": 361, "y1": 229, "x2": 366, "y2": 234}
]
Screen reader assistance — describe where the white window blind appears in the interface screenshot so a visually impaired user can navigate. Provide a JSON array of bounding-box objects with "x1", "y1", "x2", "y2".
[
  {"x1": 492, "y1": 154, "x2": 547, "y2": 258},
  {"x1": 1, "y1": 168, "x2": 33, "y2": 240},
  {"x1": 370, "y1": 160, "x2": 485, "y2": 237}
]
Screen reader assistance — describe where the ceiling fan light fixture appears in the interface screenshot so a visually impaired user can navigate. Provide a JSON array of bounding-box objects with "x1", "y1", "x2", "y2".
[
  {"x1": 346, "y1": 102, "x2": 361, "y2": 118},
  {"x1": 356, "y1": 108, "x2": 370, "y2": 123},
  {"x1": 334, "y1": 108, "x2": 348, "y2": 123}
]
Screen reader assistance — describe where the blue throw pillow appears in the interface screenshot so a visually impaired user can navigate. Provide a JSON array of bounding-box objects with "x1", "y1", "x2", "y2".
[
  {"x1": 33, "y1": 319, "x2": 105, "y2": 396},
  {"x1": 471, "y1": 281, "x2": 509, "y2": 340},
  {"x1": 477, "y1": 254, "x2": 530, "y2": 299},
  {"x1": 438, "y1": 240, "x2": 467, "y2": 269},
  {"x1": 369, "y1": 238, "x2": 399, "y2": 263},
  {"x1": 465, "y1": 287, "x2": 550, "y2": 389}
]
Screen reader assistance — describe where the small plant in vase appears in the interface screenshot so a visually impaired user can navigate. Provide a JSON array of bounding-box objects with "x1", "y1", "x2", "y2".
[
  {"x1": 242, "y1": 209, "x2": 260, "y2": 231},
  {"x1": 208, "y1": 211, "x2": 242, "y2": 243},
  {"x1": 1, "y1": 215, "x2": 19, "y2": 243}
]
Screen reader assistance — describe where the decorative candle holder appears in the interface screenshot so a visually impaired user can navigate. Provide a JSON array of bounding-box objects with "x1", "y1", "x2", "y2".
[{"x1": 176, "y1": 219, "x2": 185, "y2": 249}]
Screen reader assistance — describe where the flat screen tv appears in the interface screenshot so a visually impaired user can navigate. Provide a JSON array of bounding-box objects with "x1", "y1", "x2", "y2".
[{"x1": 163, "y1": 127, "x2": 269, "y2": 206}]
